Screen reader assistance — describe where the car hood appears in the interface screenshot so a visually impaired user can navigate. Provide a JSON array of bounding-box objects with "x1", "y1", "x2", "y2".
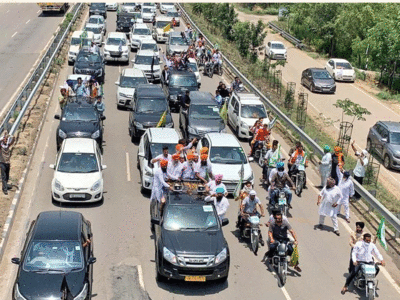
[
  {"x1": 163, "y1": 229, "x2": 223, "y2": 255},
  {"x1": 55, "y1": 172, "x2": 101, "y2": 189},
  {"x1": 142, "y1": 12, "x2": 154, "y2": 17},
  {"x1": 59, "y1": 120, "x2": 100, "y2": 136},
  {"x1": 313, "y1": 78, "x2": 335, "y2": 86},
  {"x1": 69, "y1": 45, "x2": 80, "y2": 53},
  {"x1": 189, "y1": 118, "x2": 225, "y2": 134},
  {"x1": 270, "y1": 48, "x2": 286, "y2": 54},
  {"x1": 169, "y1": 45, "x2": 189, "y2": 53},
  {"x1": 131, "y1": 34, "x2": 152, "y2": 41},
  {"x1": 17, "y1": 269, "x2": 85, "y2": 299},
  {"x1": 211, "y1": 163, "x2": 252, "y2": 181},
  {"x1": 104, "y1": 45, "x2": 129, "y2": 52},
  {"x1": 134, "y1": 112, "x2": 172, "y2": 125},
  {"x1": 93, "y1": 33, "x2": 102, "y2": 40},
  {"x1": 241, "y1": 117, "x2": 270, "y2": 127},
  {"x1": 168, "y1": 85, "x2": 198, "y2": 96},
  {"x1": 156, "y1": 28, "x2": 174, "y2": 34},
  {"x1": 133, "y1": 64, "x2": 160, "y2": 72},
  {"x1": 118, "y1": 87, "x2": 135, "y2": 97}
]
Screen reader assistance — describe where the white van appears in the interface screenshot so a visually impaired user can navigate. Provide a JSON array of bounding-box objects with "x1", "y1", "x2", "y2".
[{"x1": 68, "y1": 31, "x2": 94, "y2": 64}]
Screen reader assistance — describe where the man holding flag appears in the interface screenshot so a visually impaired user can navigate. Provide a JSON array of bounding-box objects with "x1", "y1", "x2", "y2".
[{"x1": 263, "y1": 140, "x2": 283, "y2": 186}]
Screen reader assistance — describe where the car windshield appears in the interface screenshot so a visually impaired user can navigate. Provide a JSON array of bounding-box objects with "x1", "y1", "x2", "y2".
[
  {"x1": 188, "y1": 62, "x2": 198, "y2": 72},
  {"x1": 76, "y1": 53, "x2": 101, "y2": 63},
  {"x1": 85, "y1": 27, "x2": 102, "y2": 34},
  {"x1": 63, "y1": 106, "x2": 98, "y2": 122},
  {"x1": 170, "y1": 36, "x2": 188, "y2": 46},
  {"x1": 133, "y1": 28, "x2": 151, "y2": 35},
  {"x1": 91, "y1": 3, "x2": 105, "y2": 9},
  {"x1": 336, "y1": 62, "x2": 352, "y2": 69},
  {"x1": 57, "y1": 153, "x2": 99, "y2": 173},
  {"x1": 271, "y1": 43, "x2": 285, "y2": 49},
  {"x1": 167, "y1": 11, "x2": 179, "y2": 17},
  {"x1": 141, "y1": 43, "x2": 157, "y2": 52},
  {"x1": 312, "y1": 70, "x2": 332, "y2": 80},
  {"x1": 156, "y1": 21, "x2": 170, "y2": 28},
  {"x1": 210, "y1": 146, "x2": 247, "y2": 164},
  {"x1": 135, "y1": 55, "x2": 159, "y2": 65},
  {"x1": 124, "y1": 3, "x2": 136, "y2": 6},
  {"x1": 150, "y1": 143, "x2": 176, "y2": 158},
  {"x1": 23, "y1": 241, "x2": 84, "y2": 272},
  {"x1": 163, "y1": 3, "x2": 174, "y2": 5},
  {"x1": 71, "y1": 38, "x2": 81, "y2": 45},
  {"x1": 107, "y1": 38, "x2": 126, "y2": 46},
  {"x1": 142, "y1": 8, "x2": 152, "y2": 13},
  {"x1": 390, "y1": 132, "x2": 400, "y2": 145},
  {"x1": 120, "y1": 75, "x2": 147, "y2": 88},
  {"x1": 169, "y1": 75, "x2": 197, "y2": 87},
  {"x1": 241, "y1": 104, "x2": 267, "y2": 119},
  {"x1": 88, "y1": 17, "x2": 104, "y2": 25},
  {"x1": 136, "y1": 98, "x2": 167, "y2": 113},
  {"x1": 163, "y1": 205, "x2": 218, "y2": 231},
  {"x1": 190, "y1": 105, "x2": 221, "y2": 120}
]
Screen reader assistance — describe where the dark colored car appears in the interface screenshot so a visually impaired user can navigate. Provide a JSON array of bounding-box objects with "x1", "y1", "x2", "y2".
[
  {"x1": 11, "y1": 211, "x2": 96, "y2": 300},
  {"x1": 116, "y1": 12, "x2": 136, "y2": 33},
  {"x1": 301, "y1": 68, "x2": 336, "y2": 94},
  {"x1": 128, "y1": 84, "x2": 173, "y2": 140},
  {"x1": 367, "y1": 121, "x2": 400, "y2": 169},
  {"x1": 162, "y1": 69, "x2": 199, "y2": 112},
  {"x1": 55, "y1": 99, "x2": 105, "y2": 151},
  {"x1": 151, "y1": 192, "x2": 230, "y2": 283},
  {"x1": 89, "y1": 2, "x2": 107, "y2": 18},
  {"x1": 179, "y1": 91, "x2": 225, "y2": 140},
  {"x1": 74, "y1": 49, "x2": 105, "y2": 83}
]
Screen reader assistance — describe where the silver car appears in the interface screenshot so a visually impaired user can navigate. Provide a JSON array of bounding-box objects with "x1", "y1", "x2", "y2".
[{"x1": 166, "y1": 32, "x2": 189, "y2": 56}]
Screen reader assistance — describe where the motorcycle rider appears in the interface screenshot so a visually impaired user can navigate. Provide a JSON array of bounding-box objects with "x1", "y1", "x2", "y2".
[
  {"x1": 269, "y1": 162, "x2": 295, "y2": 208},
  {"x1": 319, "y1": 145, "x2": 332, "y2": 188},
  {"x1": 249, "y1": 123, "x2": 270, "y2": 156},
  {"x1": 263, "y1": 140, "x2": 283, "y2": 185},
  {"x1": 239, "y1": 190, "x2": 265, "y2": 246},
  {"x1": 288, "y1": 142, "x2": 308, "y2": 189},
  {"x1": 205, "y1": 187, "x2": 229, "y2": 221},
  {"x1": 212, "y1": 49, "x2": 222, "y2": 71},
  {"x1": 217, "y1": 83, "x2": 230, "y2": 99},
  {"x1": 341, "y1": 233, "x2": 385, "y2": 295}
]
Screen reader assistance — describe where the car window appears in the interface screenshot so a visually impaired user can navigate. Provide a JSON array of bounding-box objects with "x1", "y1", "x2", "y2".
[
  {"x1": 188, "y1": 62, "x2": 198, "y2": 72},
  {"x1": 374, "y1": 124, "x2": 382, "y2": 135},
  {"x1": 234, "y1": 101, "x2": 239, "y2": 112},
  {"x1": 76, "y1": 52, "x2": 101, "y2": 63},
  {"x1": 62, "y1": 106, "x2": 98, "y2": 122},
  {"x1": 163, "y1": 205, "x2": 218, "y2": 231},
  {"x1": 120, "y1": 75, "x2": 148, "y2": 88},
  {"x1": 142, "y1": 8, "x2": 152, "y2": 13},
  {"x1": 170, "y1": 36, "x2": 188, "y2": 46},
  {"x1": 135, "y1": 55, "x2": 159, "y2": 65},
  {"x1": 381, "y1": 128, "x2": 389, "y2": 139},
  {"x1": 169, "y1": 75, "x2": 197, "y2": 87},
  {"x1": 336, "y1": 62, "x2": 352, "y2": 69},
  {"x1": 71, "y1": 38, "x2": 82, "y2": 46},
  {"x1": 150, "y1": 143, "x2": 176, "y2": 158},
  {"x1": 107, "y1": 38, "x2": 126, "y2": 46},
  {"x1": 209, "y1": 146, "x2": 247, "y2": 164},
  {"x1": 136, "y1": 98, "x2": 167, "y2": 113},
  {"x1": 141, "y1": 43, "x2": 158, "y2": 52},
  {"x1": 230, "y1": 97, "x2": 237, "y2": 108},
  {"x1": 167, "y1": 11, "x2": 179, "y2": 17},
  {"x1": 390, "y1": 132, "x2": 400, "y2": 145},
  {"x1": 189, "y1": 105, "x2": 221, "y2": 119},
  {"x1": 271, "y1": 43, "x2": 285, "y2": 49},
  {"x1": 156, "y1": 21, "x2": 170, "y2": 28},
  {"x1": 88, "y1": 17, "x2": 104, "y2": 25},
  {"x1": 312, "y1": 70, "x2": 332, "y2": 80},
  {"x1": 241, "y1": 104, "x2": 267, "y2": 119},
  {"x1": 85, "y1": 27, "x2": 102, "y2": 34},
  {"x1": 133, "y1": 28, "x2": 151, "y2": 35},
  {"x1": 57, "y1": 153, "x2": 99, "y2": 173}
]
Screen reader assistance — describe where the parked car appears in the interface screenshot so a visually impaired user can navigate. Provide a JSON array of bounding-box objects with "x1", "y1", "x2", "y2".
[
  {"x1": 68, "y1": 31, "x2": 94, "y2": 65},
  {"x1": 187, "y1": 57, "x2": 201, "y2": 84},
  {"x1": 128, "y1": 84, "x2": 173, "y2": 140},
  {"x1": 301, "y1": 68, "x2": 336, "y2": 94},
  {"x1": 54, "y1": 99, "x2": 105, "y2": 151},
  {"x1": 162, "y1": 68, "x2": 199, "y2": 111},
  {"x1": 89, "y1": 2, "x2": 107, "y2": 18},
  {"x1": 116, "y1": 12, "x2": 137, "y2": 34},
  {"x1": 103, "y1": 32, "x2": 130, "y2": 64},
  {"x1": 121, "y1": 2, "x2": 139, "y2": 13},
  {"x1": 197, "y1": 133, "x2": 254, "y2": 193},
  {"x1": 137, "y1": 128, "x2": 180, "y2": 191},
  {"x1": 115, "y1": 68, "x2": 148, "y2": 108},
  {"x1": 325, "y1": 58, "x2": 356, "y2": 82},
  {"x1": 73, "y1": 49, "x2": 105, "y2": 83},
  {"x1": 367, "y1": 121, "x2": 400, "y2": 169},
  {"x1": 265, "y1": 41, "x2": 287, "y2": 60},
  {"x1": 87, "y1": 15, "x2": 107, "y2": 33},
  {"x1": 227, "y1": 91, "x2": 270, "y2": 139},
  {"x1": 166, "y1": 31, "x2": 189, "y2": 56},
  {"x1": 153, "y1": 16, "x2": 174, "y2": 43},
  {"x1": 85, "y1": 23, "x2": 105, "y2": 46},
  {"x1": 132, "y1": 50, "x2": 161, "y2": 82},
  {"x1": 106, "y1": 2, "x2": 118, "y2": 11},
  {"x1": 151, "y1": 191, "x2": 230, "y2": 282},
  {"x1": 179, "y1": 91, "x2": 225, "y2": 140},
  {"x1": 50, "y1": 138, "x2": 106, "y2": 203},
  {"x1": 139, "y1": 38, "x2": 160, "y2": 57},
  {"x1": 160, "y1": 2, "x2": 175, "y2": 13},
  {"x1": 141, "y1": 6, "x2": 156, "y2": 23},
  {"x1": 129, "y1": 23, "x2": 152, "y2": 51},
  {"x1": 11, "y1": 211, "x2": 96, "y2": 300},
  {"x1": 166, "y1": 9, "x2": 180, "y2": 26}
]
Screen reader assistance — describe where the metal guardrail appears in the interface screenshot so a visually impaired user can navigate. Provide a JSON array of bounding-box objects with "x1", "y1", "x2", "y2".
[
  {"x1": 268, "y1": 22, "x2": 305, "y2": 50},
  {"x1": 177, "y1": 4, "x2": 400, "y2": 237},
  {"x1": 0, "y1": 3, "x2": 84, "y2": 137}
]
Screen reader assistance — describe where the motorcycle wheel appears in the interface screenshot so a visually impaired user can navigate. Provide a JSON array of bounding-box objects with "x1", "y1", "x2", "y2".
[
  {"x1": 208, "y1": 67, "x2": 213, "y2": 78},
  {"x1": 367, "y1": 282, "x2": 375, "y2": 300},
  {"x1": 295, "y1": 174, "x2": 303, "y2": 196},
  {"x1": 280, "y1": 261, "x2": 287, "y2": 286},
  {"x1": 259, "y1": 157, "x2": 264, "y2": 168},
  {"x1": 218, "y1": 65, "x2": 223, "y2": 76},
  {"x1": 251, "y1": 231, "x2": 259, "y2": 255}
]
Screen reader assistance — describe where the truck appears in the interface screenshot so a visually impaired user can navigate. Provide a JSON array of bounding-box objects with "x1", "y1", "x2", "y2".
[{"x1": 37, "y1": 3, "x2": 69, "y2": 13}]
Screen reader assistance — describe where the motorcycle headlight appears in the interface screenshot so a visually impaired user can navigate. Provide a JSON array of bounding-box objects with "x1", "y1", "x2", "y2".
[
  {"x1": 188, "y1": 126, "x2": 197, "y2": 134},
  {"x1": 74, "y1": 283, "x2": 88, "y2": 300},
  {"x1": 134, "y1": 121, "x2": 143, "y2": 129},
  {"x1": 215, "y1": 248, "x2": 227, "y2": 265},
  {"x1": 54, "y1": 179, "x2": 64, "y2": 192},
  {"x1": 90, "y1": 180, "x2": 101, "y2": 191},
  {"x1": 14, "y1": 284, "x2": 27, "y2": 300},
  {"x1": 58, "y1": 129, "x2": 67, "y2": 139},
  {"x1": 163, "y1": 247, "x2": 177, "y2": 265},
  {"x1": 91, "y1": 130, "x2": 100, "y2": 139}
]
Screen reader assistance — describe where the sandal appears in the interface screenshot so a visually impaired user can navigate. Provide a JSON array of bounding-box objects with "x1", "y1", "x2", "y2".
[
  {"x1": 341, "y1": 287, "x2": 348, "y2": 295},
  {"x1": 294, "y1": 265, "x2": 302, "y2": 272}
]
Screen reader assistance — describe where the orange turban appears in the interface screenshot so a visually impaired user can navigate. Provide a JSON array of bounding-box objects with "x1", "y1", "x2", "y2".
[
  {"x1": 160, "y1": 160, "x2": 168, "y2": 167},
  {"x1": 201, "y1": 154, "x2": 208, "y2": 161},
  {"x1": 200, "y1": 147, "x2": 209, "y2": 154},
  {"x1": 176, "y1": 144, "x2": 184, "y2": 151}
]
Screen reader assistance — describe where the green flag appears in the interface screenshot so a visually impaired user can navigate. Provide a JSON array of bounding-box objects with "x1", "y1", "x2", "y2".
[
  {"x1": 156, "y1": 110, "x2": 167, "y2": 127},
  {"x1": 290, "y1": 245, "x2": 299, "y2": 267},
  {"x1": 219, "y1": 101, "x2": 228, "y2": 121},
  {"x1": 233, "y1": 164, "x2": 244, "y2": 199},
  {"x1": 376, "y1": 218, "x2": 388, "y2": 251}
]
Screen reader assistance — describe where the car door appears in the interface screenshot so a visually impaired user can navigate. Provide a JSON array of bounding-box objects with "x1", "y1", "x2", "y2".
[
  {"x1": 227, "y1": 95, "x2": 236, "y2": 126},
  {"x1": 232, "y1": 100, "x2": 240, "y2": 129},
  {"x1": 378, "y1": 127, "x2": 389, "y2": 157},
  {"x1": 138, "y1": 132, "x2": 148, "y2": 172},
  {"x1": 326, "y1": 60, "x2": 334, "y2": 76}
]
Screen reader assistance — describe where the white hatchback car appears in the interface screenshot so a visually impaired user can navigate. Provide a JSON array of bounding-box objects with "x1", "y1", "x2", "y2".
[
  {"x1": 103, "y1": 32, "x2": 130, "y2": 63},
  {"x1": 141, "y1": 5, "x2": 156, "y2": 23},
  {"x1": 139, "y1": 38, "x2": 160, "y2": 57},
  {"x1": 197, "y1": 133, "x2": 254, "y2": 193},
  {"x1": 265, "y1": 41, "x2": 287, "y2": 60},
  {"x1": 137, "y1": 128, "x2": 180, "y2": 191},
  {"x1": 130, "y1": 23, "x2": 152, "y2": 51},
  {"x1": 87, "y1": 15, "x2": 107, "y2": 33},
  {"x1": 50, "y1": 138, "x2": 106, "y2": 203},
  {"x1": 325, "y1": 58, "x2": 356, "y2": 82},
  {"x1": 85, "y1": 23, "x2": 105, "y2": 45},
  {"x1": 115, "y1": 68, "x2": 148, "y2": 108}
]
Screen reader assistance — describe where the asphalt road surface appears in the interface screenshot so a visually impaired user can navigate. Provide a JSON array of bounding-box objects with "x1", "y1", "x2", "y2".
[{"x1": 1, "y1": 8, "x2": 400, "y2": 300}]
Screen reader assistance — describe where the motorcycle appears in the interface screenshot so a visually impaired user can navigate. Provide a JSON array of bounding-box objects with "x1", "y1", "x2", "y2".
[
  {"x1": 354, "y1": 262, "x2": 381, "y2": 300},
  {"x1": 274, "y1": 188, "x2": 288, "y2": 217},
  {"x1": 290, "y1": 164, "x2": 306, "y2": 197},
  {"x1": 254, "y1": 141, "x2": 269, "y2": 167},
  {"x1": 271, "y1": 241, "x2": 292, "y2": 286},
  {"x1": 241, "y1": 214, "x2": 262, "y2": 255},
  {"x1": 204, "y1": 61, "x2": 214, "y2": 78}
]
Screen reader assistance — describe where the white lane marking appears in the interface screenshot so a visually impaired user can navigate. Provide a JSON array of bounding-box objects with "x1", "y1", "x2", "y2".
[
  {"x1": 281, "y1": 287, "x2": 292, "y2": 300},
  {"x1": 26, "y1": 19, "x2": 30, "y2": 24},
  {"x1": 11, "y1": 32, "x2": 17, "y2": 38},
  {"x1": 137, "y1": 265, "x2": 145, "y2": 291},
  {"x1": 126, "y1": 152, "x2": 131, "y2": 182},
  {"x1": 37, "y1": 9, "x2": 41, "y2": 14}
]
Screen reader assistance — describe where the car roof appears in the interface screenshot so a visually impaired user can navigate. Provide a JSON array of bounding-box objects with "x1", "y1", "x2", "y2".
[
  {"x1": 134, "y1": 23, "x2": 149, "y2": 29},
  {"x1": 137, "y1": 49, "x2": 158, "y2": 57},
  {"x1": 147, "y1": 128, "x2": 180, "y2": 143},
  {"x1": 122, "y1": 68, "x2": 146, "y2": 77},
  {"x1": 107, "y1": 32, "x2": 127, "y2": 39},
  {"x1": 32, "y1": 211, "x2": 82, "y2": 241},
  {"x1": 72, "y1": 31, "x2": 83, "y2": 38},
  {"x1": 169, "y1": 69, "x2": 195, "y2": 76},
  {"x1": 89, "y1": 15, "x2": 105, "y2": 19},
  {"x1": 85, "y1": 23, "x2": 102, "y2": 29},
  {"x1": 136, "y1": 84, "x2": 165, "y2": 98},
  {"x1": 141, "y1": 38, "x2": 156, "y2": 44},
  {"x1": 270, "y1": 41, "x2": 284, "y2": 45},
  {"x1": 308, "y1": 68, "x2": 326, "y2": 72},
  {"x1": 167, "y1": 192, "x2": 208, "y2": 205},
  {"x1": 206, "y1": 133, "x2": 241, "y2": 147},
  {"x1": 379, "y1": 121, "x2": 400, "y2": 132},
  {"x1": 189, "y1": 91, "x2": 215, "y2": 105},
  {"x1": 235, "y1": 92, "x2": 261, "y2": 103},
  {"x1": 67, "y1": 74, "x2": 91, "y2": 81},
  {"x1": 62, "y1": 138, "x2": 96, "y2": 153}
]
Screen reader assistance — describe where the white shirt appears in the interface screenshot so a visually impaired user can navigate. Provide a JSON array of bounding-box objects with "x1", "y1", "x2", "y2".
[
  {"x1": 268, "y1": 214, "x2": 290, "y2": 226},
  {"x1": 181, "y1": 161, "x2": 196, "y2": 180},
  {"x1": 318, "y1": 186, "x2": 342, "y2": 217},
  {"x1": 153, "y1": 154, "x2": 172, "y2": 167},
  {"x1": 353, "y1": 152, "x2": 368, "y2": 177},
  {"x1": 205, "y1": 195, "x2": 230, "y2": 220},
  {"x1": 195, "y1": 161, "x2": 212, "y2": 179},
  {"x1": 167, "y1": 162, "x2": 182, "y2": 180},
  {"x1": 338, "y1": 177, "x2": 355, "y2": 203},
  {"x1": 269, "y1": 168, "x2": 277, "y2": 183},
  {"x1": 352, "y1": 240, "x2": 383, "y2": 263},
  {"x1": 207, "y1": 180, "x2": 227, "y2": 195},
  {"x1": 150, "y1": 168, "x2": 170, "y2": 202}
]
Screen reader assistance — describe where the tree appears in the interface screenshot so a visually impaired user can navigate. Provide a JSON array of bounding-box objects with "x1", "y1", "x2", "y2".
[{"x1": 333, "y1": 98, "x2": 371, "y2": 124}]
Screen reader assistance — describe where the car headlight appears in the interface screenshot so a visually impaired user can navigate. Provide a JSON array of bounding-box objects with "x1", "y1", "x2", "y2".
[
  {"x1": 188, "y1": 126, "x2": 197, "y2": 134},
  {"x1": 165, "y1": 122, "x2": 173, "y2": 128},
  {"x1": 90, "y1": 180, "x2": 101, "y2": 191},
  {"x1": 134, "y1": 121, "x2": 143, "y2": 129},
  {"x1": 394, "y1": 151, "x2": 400, "y2": 159},
  {"x1": 119, "y1": 92, "x2": 130, "y2": 98},
  {"x1": 58, "y1": 129, "x2": 67, "y2": 139},
  {"x1": 240, "y1": 122, "x2": 249, "y2": 129},
  {"x1": 14, "y1": 284, "x2": 27, "y2": 300},
  {"x1": 74, "y1": 283, "x2": 88, "y2": 300},
  {"x1": 163, "y1": 247, "x2": 177, "y2": 265},
  {"x1": 91, "y1": 130, "x2": 100, "y2": 139},
  {"x1": 54, "y1": 179, "x2": 64, "y2": 192},
  {"x1": 215, "y1": 248, "x2": 227, "y2": 265}
]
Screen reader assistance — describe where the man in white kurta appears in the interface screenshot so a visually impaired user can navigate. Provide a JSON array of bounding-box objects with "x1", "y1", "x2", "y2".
[
  {"x1": 205, "y1": 187, "x2": 229, "y2": 221},
  {"x1": 150, "y1": 160, "x2": 172, "y2": 203},
  {"x1": 337, "y1": 171, "x2": 355, "y2": 222},
  {"x1": 167, "y1": 154, "x2": 183, "y2": 180},
  {"x1": 319, "y1": 145, "x2": 332, "y2": 187},
  {"x1": 317, "y1": 177, "x2": 343, "y2": 235}
]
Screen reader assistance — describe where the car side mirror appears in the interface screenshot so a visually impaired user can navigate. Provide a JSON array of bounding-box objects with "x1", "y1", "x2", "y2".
[
  {"x1": 54, "y1": 114, "x2": 60, "y2": 120},
  {"x1": 248, "y1": 157, "x2": 254, "y2": 162},
  {"x1": 159, "y1": 47, "x2": 162, "y2": 51},
  {"x1": 88, "y1": 257, "x2": 97, "y2": 264},
  {"x1": 11, "y1": 257, "x2": 20, "y2": 265},
  {"x1": 101, "y1": 116, "x2": 106, "y2": 121},
  {"x1": 221, "y1": 218, "x2": 229, "y2": 227},
  {"x1": 151, "y1": 218, "x2": 160, "y2": 225},
  {"x1": 115, "y1": 81, "x2": 120, "y2": 86},
  {"x1": 198, "y1": 83, "x2": 201, "y2": 88},
  {"x1": 101, "y1": 165, "x2": 107, "y2": 170},
  {"x1": 49, "y1": 164, "x2": 55, "y2": 169},
  {"x1": 381, "y1": 138, "x2": 387, "y2": 143}
]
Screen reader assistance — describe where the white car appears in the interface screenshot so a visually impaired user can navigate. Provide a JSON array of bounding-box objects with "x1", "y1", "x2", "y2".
[
  {"x1": 121, "y1": 3, "x2": 138, "y2": 13},
  {"x1": 227, "y1": 91, "x2": 270, "y2": 139},
  {"x1": 142, "y1": 2, "x2": 157, "y2": 12},
  {"x1": 87, "y1": 15, "x2": 107, "y2": 33},
  {"x1": 137, "y1": 128, "x2": 180, "y2": 191},
  {"x1": 188, "y1": 58, "x2": 201, "y2": 84},
  {"x1": 50, "y1": 138, "x2": 106, "y2": 203},
  {"x1": 325, "y1": 58, "x2": 356, "y2": 82},
  {"x1": 68, "y1": 31, "x2": 94, "y2": 64},
  {"x1": 265, "y1": 41, "x2": 287, "y2": 60},
  {"x1": 166, "y1": 9, "x2": 180, "y2": 26},
  {"x1": 197, "y1": 133, "x2": 254, "y2": 193},
  {"x1": 160, "y1": 2, "x2": 175, "y2": 13},
  {"x1": 105, "y1": 3, "x2": 118, "y2": 11},
  {"x1": 129, "y1": 23, "x2": 152, "y2": 51},
  {"x1": 153, "y1": 16, "x2": 174, "y2": 43},
  {"x1": 115, "y1": 68, "x2": 148, "y2": 108},
  {"x1": 139, "y1": 38, "x2": 160, "y2": 57},
  {"x1": 85, "y1": 23, "x2": 104, "y2": 45},
  {"x1": 103, "y1": 32, "x2": 130, "y2": 63},
  {"x1": 141, "y1": 6, "x2": 156, "y2": 23},
  {"x1": 132, "y1": 50, "x2": 161, "y2": 82}
]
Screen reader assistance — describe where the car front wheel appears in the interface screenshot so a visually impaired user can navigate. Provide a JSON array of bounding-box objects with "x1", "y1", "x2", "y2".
[{"x1": 384, "y1": 154, "x2": 391, "y2": 169}]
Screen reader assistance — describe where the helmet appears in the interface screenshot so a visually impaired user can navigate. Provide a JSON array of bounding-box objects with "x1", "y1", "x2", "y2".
[
  {"x1": 276, "y1": 162, "x2": 284, "y2": 169},
  {"x1": 323, "y1": 145, "x2": 331, "y2": 152}
]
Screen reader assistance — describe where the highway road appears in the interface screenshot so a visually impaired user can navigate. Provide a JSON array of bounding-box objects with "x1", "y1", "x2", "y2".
[
  {"x1": 0, "y1": 7, "x2": 400, "y2": 300},
  {"x1": 0, "y1": 3, "x2": 66, "y2": 115}
]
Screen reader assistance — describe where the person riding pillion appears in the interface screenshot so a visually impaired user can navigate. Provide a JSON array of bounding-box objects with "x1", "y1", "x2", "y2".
[{"x1": 269, "y1": 162, "x2": 295, "y2": 208}]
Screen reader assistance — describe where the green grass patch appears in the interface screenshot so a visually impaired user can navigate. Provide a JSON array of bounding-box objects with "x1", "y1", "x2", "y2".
[
  {"x1": 235, "y1": 4, "x2": 279, "y2": 16},
  {"x1": 355, "y1": 68, "x2": 366, "y2": 81},
  {"x1": 376, "y1": 91, "x2": 400, "y2": 102}
]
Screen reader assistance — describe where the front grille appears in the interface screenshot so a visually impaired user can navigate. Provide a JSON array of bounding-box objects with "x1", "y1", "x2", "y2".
[
  {"x1": 68, "y1": 132, "x2": 91, "y2": 138},
  {"x1": 63, "y1": 193, "x2": 92, "y2": 201},
  {"x1": 177, "y1": 255, "x2": 215, "y2": 267},
  {"x1": 274, "y1": 54, "x2": 285, "y2": 59},
  {"x1": 110, "y1": 51, "x2": 122, "y2": 57}
]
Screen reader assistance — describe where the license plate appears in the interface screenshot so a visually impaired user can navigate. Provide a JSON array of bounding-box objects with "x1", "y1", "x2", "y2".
[
  {"x1": 279, "y1": 198, "x2": 286, "y2": 205},
  {"x1": 70, "y1": 194, "x2": 85, "y2": 199},
  {"x1": 185, "y1": 276, "x2": 206, "y2": 282},
  {"x1": 323, "y1": 88, "x2": 330, "y2": 92},
  {"x1": 298, "y1": 165, "x2": 305, "y2": 171}
]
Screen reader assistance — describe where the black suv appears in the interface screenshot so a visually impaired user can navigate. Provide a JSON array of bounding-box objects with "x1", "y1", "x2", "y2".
[
  {"x1": 151, "y1": 191, "x2": 230, "y2": 283},
  {"x1": 128, "y1": 84, "x2": 173, "y2": 141},
  {"x1": 55, "y1": 98, "x2": 105, "y2": 151},
  {"x1": 74, "y1": 49, "x2": 105, "y2": 83},
  {"x1": 11, "y1": 211, "x2": 96, "y2": 300},
  {"x1": 161, "y1": 68, "x2": 199, "y2": 112},
  {"x1": 89, "y1": 2, "x2": 107, "y2": 18},
  {"x1": 116, "y1": 12, "x2": 136, "y2": 33},
  {"x1": 179, "y1": 91, "x2": 225, "y2": 140}
]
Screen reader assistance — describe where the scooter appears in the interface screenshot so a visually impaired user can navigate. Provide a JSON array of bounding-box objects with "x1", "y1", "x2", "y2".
[
  {"x1": 353, "y1": 262, "x2": 382, "y2": 300},
  {"x1": 253, "y1": 141, "x2": 269, "y2": 167}
]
